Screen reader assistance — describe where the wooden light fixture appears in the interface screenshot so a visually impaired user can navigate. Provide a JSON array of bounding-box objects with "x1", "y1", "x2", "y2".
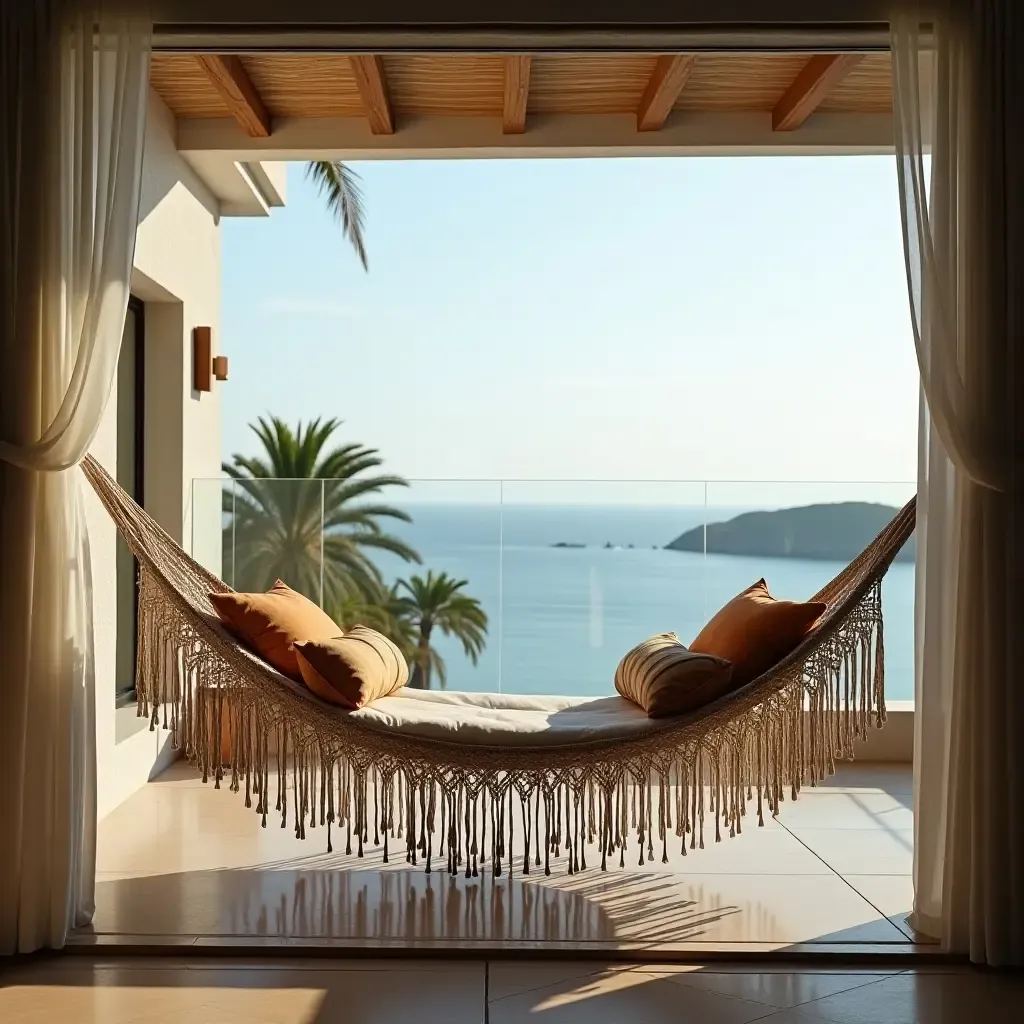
[
  {"x1": 193, "y1": 326, "x2": 212, "y2": 392},
  {"x1": 193, "y1": 327, "x2": 228, "y2": 391}
]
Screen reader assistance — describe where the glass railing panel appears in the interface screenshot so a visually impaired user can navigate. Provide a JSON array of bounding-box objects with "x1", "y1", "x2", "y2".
[
  {"x1": 219, "y1": 478, "x2": 327, "y2": 605},
  {"x1": 498, "y1": 481, "x2": 708, "y2": 697},
  {"x1": 192, "y1": 475, "x2": 916, "y2": 703},
  {"x1": 366, "y1": 480, "x2": 503, "y2": 694},
  {"x1": 703, "y1": 481, "x2": 916, "y2": 702},
  {"x1": 191, "y1": 476, "x2": 231, "y2": 580}
]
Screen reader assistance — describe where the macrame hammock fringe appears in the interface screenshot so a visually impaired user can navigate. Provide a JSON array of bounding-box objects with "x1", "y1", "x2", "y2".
[{"x1": 83, "y1": 455, "x2": 916, "y2": 878}]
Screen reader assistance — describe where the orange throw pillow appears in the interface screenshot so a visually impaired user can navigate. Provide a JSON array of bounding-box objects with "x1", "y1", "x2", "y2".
[
  {"x1": 295, "y1": 627, "x2": 409, "y2": 709},
  {"x1": 690, "y1": 579, "x2": 826, "y2": 687},
  {"x1": 209, "y1": 580, "x2": 342, "y2": 680}
]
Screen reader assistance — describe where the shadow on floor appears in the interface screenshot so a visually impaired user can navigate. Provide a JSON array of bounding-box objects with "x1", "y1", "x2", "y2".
[{"x1": 84, "y1": 865, "x2": 746, "y2": 945}]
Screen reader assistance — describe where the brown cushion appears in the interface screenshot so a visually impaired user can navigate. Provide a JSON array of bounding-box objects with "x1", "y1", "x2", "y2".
[
  {"x1": 615, "y1": 632, "x2": 734, "y2": 719},
  {"x1": 294, "y1": 627, "x2": 409, "y2": 709},
  {"x1": 690, "y1": 578, "x2": 826, "y2": 687},
  {"x1": 209, "y1": 580, "x2": 342, "y2": 680}
]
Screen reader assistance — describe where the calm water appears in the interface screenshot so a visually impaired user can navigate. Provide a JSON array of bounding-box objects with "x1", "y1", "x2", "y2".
[{"x1": 377, "y1": 504, "x2": 916, "y2": 701}]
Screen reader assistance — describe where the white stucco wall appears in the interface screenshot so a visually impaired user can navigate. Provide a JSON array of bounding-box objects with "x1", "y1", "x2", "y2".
[
  {"x1": 134, "y1": 92, "x2": 224, "y2": 552},
  {"x1": 88, "y1": 91, "x2": 225, "y2": 820}
]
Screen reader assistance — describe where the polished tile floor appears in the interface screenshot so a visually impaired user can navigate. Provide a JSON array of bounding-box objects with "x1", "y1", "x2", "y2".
[
  {"x1": 77, "y1": 760, "x2": 926, "y2": 954},
  {"x1": 2, "y1": 958, "x2": 1017, "y2": 1023}
]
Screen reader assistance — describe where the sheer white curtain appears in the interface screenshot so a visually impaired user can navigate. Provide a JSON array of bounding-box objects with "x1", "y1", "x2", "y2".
[
  {"x1": 0, "y1": 4, "x2": 150, "y2": 953},
  {"x1": 892, "y1": 4, "x2": 1024, "y2": 966}
]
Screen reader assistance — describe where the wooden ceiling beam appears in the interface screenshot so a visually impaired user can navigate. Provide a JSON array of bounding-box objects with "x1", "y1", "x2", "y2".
[
  {"x1": 195, "y1": 55, "x2": 271, "y2": 138},
  {"x1": 349, "y1": 55, "x2": 394, "y2": 135},
  {"x1": 772, "y1": 54, "x2": 864, "y2": 131},
  {"x1": 636, "y1": 54, "x2": 697, "y2": 132},
  {"x1": 502, "y1": 55, "x2": 532, "y2": 134}
]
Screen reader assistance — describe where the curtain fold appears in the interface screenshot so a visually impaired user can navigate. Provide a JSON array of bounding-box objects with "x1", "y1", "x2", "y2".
[
  {"x1": 0, "y1": 3, "x2": 150, "y2": 953},
  {"x1": 892, "y1": 3, "x2": 1023, "y2": 966}
]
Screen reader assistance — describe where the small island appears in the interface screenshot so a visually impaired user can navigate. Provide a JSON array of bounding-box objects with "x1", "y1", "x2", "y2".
[{"x1": 665, "y1": 502, "x2": 915, "y2": 563}]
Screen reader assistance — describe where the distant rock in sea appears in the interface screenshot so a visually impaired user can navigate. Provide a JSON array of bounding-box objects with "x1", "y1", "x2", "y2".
[{"x1": 665, "y1": 502, "x2": 915, "y2": 563}]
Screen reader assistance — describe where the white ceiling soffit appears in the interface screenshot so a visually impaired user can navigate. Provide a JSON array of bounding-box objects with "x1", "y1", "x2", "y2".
[{"x1": 176, "y1": 113, "x2": 896, "y2": 162}]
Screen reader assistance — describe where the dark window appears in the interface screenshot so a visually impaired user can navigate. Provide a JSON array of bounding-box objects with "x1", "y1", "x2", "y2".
[{"x1": 115, "y1": 297, "x2": 145, "y2": 704}]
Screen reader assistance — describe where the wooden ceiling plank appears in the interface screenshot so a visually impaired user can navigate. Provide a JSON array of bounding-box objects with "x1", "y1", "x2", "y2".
[
  {"x1": 194, "y1": 55, "x2": 271, "y2": 137},
  {"x1": 636, "y1": 54, "x2": 697, "y2": 131},
  {"x1": 772, "y1": 54, "x2": 864, "y2": 131},
  {"x1": 502, "y1": 55, "x2": 532, "y2": 133},
  {"x1": 349, "y1": 55, "x2": 394, "y2": 134}
]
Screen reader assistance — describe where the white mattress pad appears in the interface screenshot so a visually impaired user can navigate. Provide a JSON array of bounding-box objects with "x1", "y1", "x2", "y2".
[{"x1": 349, "y1": 688, "x2": 661, "y2": 747}]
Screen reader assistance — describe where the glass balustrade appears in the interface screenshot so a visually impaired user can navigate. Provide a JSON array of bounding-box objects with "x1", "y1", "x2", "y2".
[{"x1": 192, "y1": 477, "x2": 916, "y2": 701}]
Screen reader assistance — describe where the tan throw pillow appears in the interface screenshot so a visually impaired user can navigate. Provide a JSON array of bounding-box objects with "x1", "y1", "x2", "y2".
[
  {"x1": 209, "y1": 580, "x2": 342, "y2": 680},
  {"x1": 690, "y1": 578, "x2": 826, "y2": 687},
  {"x1": 615, "y1": 632, "x2": 734, "y2": 719},
  {"x1": 295, "y1": 626, "x2": 410, "y2": 709}
]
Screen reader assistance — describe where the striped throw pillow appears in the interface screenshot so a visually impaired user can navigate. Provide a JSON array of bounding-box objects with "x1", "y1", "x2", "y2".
[{"x1": 615, "y1": 632, "x2": 734, "y2": 719}]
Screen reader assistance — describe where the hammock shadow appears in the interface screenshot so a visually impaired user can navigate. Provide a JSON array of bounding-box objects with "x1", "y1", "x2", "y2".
[
  {"x1": 89, "y1": 864, "x2": 746, "y2": 946},
  {"x1": 104, "y1": 759, "x2": 917, "y2": 951}
]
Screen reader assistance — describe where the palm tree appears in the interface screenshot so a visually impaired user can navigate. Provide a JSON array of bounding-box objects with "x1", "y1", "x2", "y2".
[
  {"x1": 333, "y1": 582, "x2": 418, "y2": 655},
  {"x1": 395, "y1": 571, "x2": 488, "y2": 690},
  {"x1": 307, "y1": 161, "x2": 368, "y2": 269},
  {"x1": 223, "y1": 416, "x2": 419, "y2": 607}
]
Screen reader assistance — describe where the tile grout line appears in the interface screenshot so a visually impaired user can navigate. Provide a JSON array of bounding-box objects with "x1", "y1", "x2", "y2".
[
  {"x1": 483, "y1": 960, "x2": 489, "y2": 1024},
  {"x1": 776, "y1": 819, "x2": 918, "y2": 943}
]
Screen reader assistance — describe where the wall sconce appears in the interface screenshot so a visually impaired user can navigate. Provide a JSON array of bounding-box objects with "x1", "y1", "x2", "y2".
[
  {"x1": 193, "y1": 327, "x2": 228, "y2": 391},
  {"x1": 193, "y1": 326, "x2": 212, "y2": 392}
]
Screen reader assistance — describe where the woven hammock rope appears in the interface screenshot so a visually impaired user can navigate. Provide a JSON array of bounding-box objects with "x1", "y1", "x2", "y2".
[{"x1": 82, "y1": 455, "x2": 916, "y2": 876}]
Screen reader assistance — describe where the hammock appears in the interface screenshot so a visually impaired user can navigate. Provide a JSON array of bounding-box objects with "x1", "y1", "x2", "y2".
[{"x1": 82, "y1": 455, "x2": 916, "y2": 875}]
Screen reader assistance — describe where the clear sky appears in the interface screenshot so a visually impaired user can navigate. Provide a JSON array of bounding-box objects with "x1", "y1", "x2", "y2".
[{"x1": 220, "y1": 156, "x2": 920, "y2": 493}]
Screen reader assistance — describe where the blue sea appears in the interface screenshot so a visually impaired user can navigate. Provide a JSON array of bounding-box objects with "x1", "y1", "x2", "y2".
[{"x1": 377, "y1": 504, "x2": 916, "y2": 701}]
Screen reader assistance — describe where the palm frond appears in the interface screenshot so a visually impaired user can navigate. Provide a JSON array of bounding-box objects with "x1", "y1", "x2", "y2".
[
  {"x1": 323, "y1": 475, "x2": 411, "y2": 507},
  {"x1": 326, "y1": 503, "x2": 414, "y2": 528},
  {"x1": 306, "y1": 160, "x2": 368, "y2": 270},
  {"x1": 338, "y1": 531, "x2": 421, "y2": 564},
  {"x1": 223, "y1": 417, "x2": 413, "y2": 607}
]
